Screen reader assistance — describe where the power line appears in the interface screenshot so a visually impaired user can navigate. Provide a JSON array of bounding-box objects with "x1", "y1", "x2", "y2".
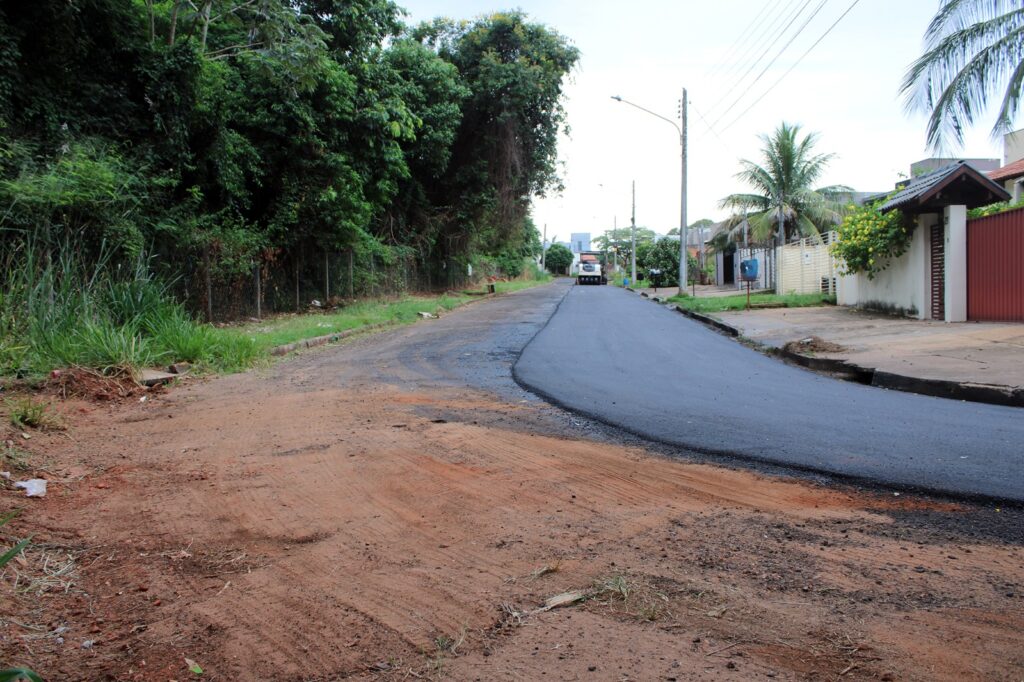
[
  {"x1": 690, "y1": 98, "x2": 737, "y2": 158},
  {"x1": 705, "y1": 0, "x2": 783, "y2": 80},
  {"x1": 708, "y1": 0, "x2": 831, "y2": 130},
  {"x1": 718, "y1": 0, "x2": 862, "y2": 134},
  {"x1": 704, "y1": 0, "x2": 815, "y2": 118},
  {"x1": 711, "y1": 0, "x2": 803, "y2": 92}
]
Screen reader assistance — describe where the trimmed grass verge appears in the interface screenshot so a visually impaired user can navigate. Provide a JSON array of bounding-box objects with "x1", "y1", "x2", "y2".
[
  {"x1": 220, "y1": 277, "x2": 551, "y2": 360},
  {"x1": 667, "y1": 292, "x2": 835, "y2": 314}
]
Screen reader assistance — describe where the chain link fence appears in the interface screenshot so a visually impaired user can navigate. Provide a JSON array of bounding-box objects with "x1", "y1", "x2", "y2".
[{"x1": 172, "y1": 246, "x2": 477, "y2": 322}]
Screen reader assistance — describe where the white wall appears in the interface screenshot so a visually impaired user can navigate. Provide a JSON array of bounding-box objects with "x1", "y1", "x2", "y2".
[
  {"x1": 944, "y1": 205, "x2": 967, "y2": 322},
  {"x1": 836, "y1": 214, "x2": 937, "y2": 319},
  {"x1": 1004, "y1": 127, "x2": 1024, "y2": 164}
]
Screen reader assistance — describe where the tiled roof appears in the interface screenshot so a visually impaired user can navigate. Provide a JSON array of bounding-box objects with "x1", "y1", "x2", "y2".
[
  {"x1": 879, "y1": 161, "x2": 1009, "y2": 213},
  {"x1": 988, "y1": 158, "x2": 1024, "y2": 183}
]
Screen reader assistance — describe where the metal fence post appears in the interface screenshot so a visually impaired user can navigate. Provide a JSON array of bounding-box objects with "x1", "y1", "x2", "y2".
[
  {"x1": 203, "y1": 245, "x2": 213, "y2": 322},
  {"x1": 324, "y1": 249, "x2": 330, "y2": 301},
  {"x1": 254, "y1": 260, "x2": 261, "y2": 319},
  {"x1": 348, "y1": 248, "x2": 354, "y2": 298}
]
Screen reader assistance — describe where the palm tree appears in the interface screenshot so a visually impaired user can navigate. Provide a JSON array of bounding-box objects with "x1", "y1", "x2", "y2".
[
  {"x1": 718, "y1": 122, "x2": 850, "y2": 244},
  {"x1": 902, "y1": 1, "x2": 1024, "y2": 151}
]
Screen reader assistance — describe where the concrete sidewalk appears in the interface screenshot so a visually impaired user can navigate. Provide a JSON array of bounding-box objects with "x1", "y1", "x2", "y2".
[
  {"x1": 633, "y1": 283, "x2": 771, "y2": 299},
  {"x1": 714, "y1": 306, "x2": 1024, "y2": 391}
]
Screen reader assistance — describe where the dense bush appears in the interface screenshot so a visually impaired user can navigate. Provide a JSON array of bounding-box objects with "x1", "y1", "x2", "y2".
[
  {"x1": 544, "y1": 244, "x2": 573, "y2": 274},
  {"x1": 635, "y1": 239, "x2": 699, "y2": 286},
  {"x1": 0, "y1": 239, "x2": 256, "y2": 377},
  {"x1": 831, "y1": 203, "x2": 911, "y2": 279}
]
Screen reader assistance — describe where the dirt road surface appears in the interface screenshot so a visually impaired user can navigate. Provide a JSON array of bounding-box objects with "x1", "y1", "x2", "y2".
[{"x1": 2, "y1": 283, "x2": 1022, "y2": 681}]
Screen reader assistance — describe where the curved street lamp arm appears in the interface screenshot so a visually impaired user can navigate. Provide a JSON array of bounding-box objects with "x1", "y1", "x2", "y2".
[{"x1": 611, "y1": 95, "x2": 682, "y2": 140}]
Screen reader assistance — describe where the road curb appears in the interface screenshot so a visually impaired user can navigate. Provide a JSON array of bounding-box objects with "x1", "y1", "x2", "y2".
[
  {"x1": 871, "y1": 371, "x2": 1024, "y2": 408},
  {"x1": 657, "y1": 297, "x2": 1023, "y2": 408},
  {"x1": 269, "y1": 322, "x2": 394, "y2": 356},
  {"x1": 668, "y1": 304, "x2": 740, "y2": 337}
]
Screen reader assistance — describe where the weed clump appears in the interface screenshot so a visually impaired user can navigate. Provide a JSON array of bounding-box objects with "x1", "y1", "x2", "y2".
[
  {"x1": 0, "y1": 240, "x2": 257, "y2": 378},
  {"x1": 5, "y1": 398, "x2": 64, "y2": 431}
]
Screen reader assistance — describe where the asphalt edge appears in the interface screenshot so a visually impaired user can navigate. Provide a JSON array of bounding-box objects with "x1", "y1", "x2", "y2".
[{"x1": 512, "y1": 285, "x2": 1021, "y2": 508}]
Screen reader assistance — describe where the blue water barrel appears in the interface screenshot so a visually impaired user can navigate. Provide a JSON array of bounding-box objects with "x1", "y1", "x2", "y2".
[{"x1": 740, "y1": 259, "x2": 759, "y2": 281}]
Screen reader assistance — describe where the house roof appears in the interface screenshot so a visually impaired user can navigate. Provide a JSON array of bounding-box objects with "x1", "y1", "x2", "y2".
[
  {"x1": 988, "y1": 158, "x2": 1024, "y2": 183},
  {"x1": 879, "y1": 161, "x2": 1010, "y2": 214}
]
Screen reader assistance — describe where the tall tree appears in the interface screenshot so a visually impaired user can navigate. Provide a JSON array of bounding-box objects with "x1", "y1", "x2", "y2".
[
  {"x1": 901, "y1": 0, "x2": 1024, "y2": 150},
  {"x1": 718, "y1": 122, "x2": 849, "y2": 243},
  {"x1": 411, "y1": 12, "x2": 579, "y2": 265}
]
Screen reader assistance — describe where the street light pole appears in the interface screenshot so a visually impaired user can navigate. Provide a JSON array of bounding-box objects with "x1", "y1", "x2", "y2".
[
  {"x1": 541, "y1": 223, "x2": 547, "y2": 272},
  {"x1": 679, "y1": 87, "x2": 688, "y2": 294},
  {"x1": 631, "y1": 181, "x2": 637, "y2": 285},
  {"x1": 612, "y1": 89, "x2": 688, "y2": 293}
]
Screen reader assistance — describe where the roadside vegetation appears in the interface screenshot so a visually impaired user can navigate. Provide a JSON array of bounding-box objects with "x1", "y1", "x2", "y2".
[
  {"x1": 226, "y1": 275, "x2": 550, "y2": 355},
  {"x1": 0, "y1": 241, "x2": 550, "y2": 380},
  {"x1": 0, "y1": 241, "x2": 259, "y2": 379},
  {"x1": 668, "y1": 291, "x2": 836, "y2": 314},
  {"x1": 902, "y1": 0, "x2": 1024, "y2": 150},
  {"x1": 0, "y1": 1, "x2": 574, "y2": 384},
  {"x1": 831, "y1": 200, "x2": 912, "y2": 279},
  {"x1": 717, "y1": 122, "x2": 850, "y2": 244}
]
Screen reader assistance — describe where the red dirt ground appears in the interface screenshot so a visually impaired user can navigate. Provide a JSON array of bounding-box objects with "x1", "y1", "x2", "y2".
[{"x1": 1, "y1": 359, "x2": 1022, "y2": 681}]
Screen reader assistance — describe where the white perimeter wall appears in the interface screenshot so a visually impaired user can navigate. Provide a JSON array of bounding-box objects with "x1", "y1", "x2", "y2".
[{"x1": 837, "y1": 214, "x2": 938, "y2": 319}]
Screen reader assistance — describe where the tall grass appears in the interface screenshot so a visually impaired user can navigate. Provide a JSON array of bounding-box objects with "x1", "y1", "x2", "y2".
[{"x1": 0, "y1": 238, "x2": 254, "y2": 377}]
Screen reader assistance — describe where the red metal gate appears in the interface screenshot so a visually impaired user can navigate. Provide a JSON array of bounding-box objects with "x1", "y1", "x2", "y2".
[
  {"x1": 968, "y1": 207, "x2": 1024, "y2": 321},
  {"x1": 930, "y1": 224, "x2": 944, "y2": 320}
]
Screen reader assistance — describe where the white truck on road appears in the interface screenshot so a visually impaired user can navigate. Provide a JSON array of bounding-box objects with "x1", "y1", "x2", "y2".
[{"x1": 575, "y1": 253, "x2": 606, "y2": 285}]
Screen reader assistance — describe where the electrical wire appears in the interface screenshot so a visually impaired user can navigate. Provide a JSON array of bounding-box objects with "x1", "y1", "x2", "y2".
[
  {"x1": 718, "y1": 0, "x2": 863, "y2": 134},
  {"x1": 712, "y1": 0, "x2": 806, "y2": 92},
  {"x1": 690, "y1": 98, "x2": 738, "y2": 158},
  {"x1": 704, "y1": 0, "x2": 816, "y2": 118},
  {"x1": 707, "y1": 0, "x2": 831, "y2": 130},
  {"x1": 705, "y1": 0, "x2": 783, "y2": 80}
]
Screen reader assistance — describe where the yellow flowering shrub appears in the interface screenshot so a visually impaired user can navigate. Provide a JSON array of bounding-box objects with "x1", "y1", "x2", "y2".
[{"x1": 831, "y1": 203, "x2": 910, "y2": 280}]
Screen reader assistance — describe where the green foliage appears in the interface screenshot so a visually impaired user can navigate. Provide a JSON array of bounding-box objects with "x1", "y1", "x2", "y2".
[
  {"x1": 594, "y1": 226, "x2": 656, "y2": 269},
  {"x1": 0, "y1": 667, "x2": 43, "y2": 682},
  {"x1": 831, "y1": 203, "x2": 912, "y2": 279},
  {"x1": 0, "y1": 238, "x2": 257, "y2": 375},
  {"x1": 0, "y1": 512, "x2": 32, "y2": 611},
  {"x1": 0, "y1": 0, "x2": 579, "y2": 373},
  {"x1": 901, "y1": 1, "x2": 1024, "y2": 150},
  {"x1": 5, "y1": 398, "x2": 64, "y2": 430},
  {"x1": 968, "y1": 198, "x2": 1024, "y2": 219},
  {"x1": 544, "y1": 244, "x2": 573, "y2": 273},
  {"x1": 668, "y1": 292, "x2": 836, "y2": 313},
  {"x1": 719, "y1": 122, "x2": 850, "y2": 243},
  {"x1": 0, "y1": 140, "x2": 150, "y2": 258},
  {"x1": 635, "y1": 239, "x2": 699, "y2": 287}
]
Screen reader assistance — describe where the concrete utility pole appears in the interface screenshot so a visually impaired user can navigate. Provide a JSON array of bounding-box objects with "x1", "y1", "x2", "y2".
[
  {"x1": 612, "y1": 215, "x2": 618, "y2": 272},
  {"x1": 679, "y1": 87, "x2": 688, "y2": 294},
  {"x1": 541, "y1": 223, "x2": 547, "y2": 272},
  {"x1": 611, "y1": 89, "x2": 688, "y2": 293},
  {"x1": 777, "y1": 197, "x2": 785, "y2": 293},
  {"x1": 631, "y1": 181, "x2": 637, "y2": 285}
]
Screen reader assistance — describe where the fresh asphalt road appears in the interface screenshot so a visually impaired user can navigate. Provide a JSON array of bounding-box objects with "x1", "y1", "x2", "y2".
[{"x1": 515, "y1": 281, "x2": 1024, "y2": 503}]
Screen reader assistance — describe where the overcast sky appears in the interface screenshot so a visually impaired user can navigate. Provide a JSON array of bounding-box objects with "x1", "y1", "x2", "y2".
[{"x1": 398, "y1": 0, "x2": 1016, "y2": 240}]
